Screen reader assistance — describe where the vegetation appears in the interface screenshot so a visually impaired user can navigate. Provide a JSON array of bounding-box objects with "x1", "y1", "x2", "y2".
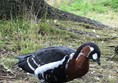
[
  {"x1": 0, "y1": 0, "x2": 118, "y2": 83},
  {"x1": 60, "y1": 0, "x2": 118, "y2": 15}
]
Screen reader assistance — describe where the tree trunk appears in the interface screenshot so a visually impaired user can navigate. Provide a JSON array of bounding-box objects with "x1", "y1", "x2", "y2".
[{"x1": 0, "y1": 0, "x2": 110, "y2": 29}]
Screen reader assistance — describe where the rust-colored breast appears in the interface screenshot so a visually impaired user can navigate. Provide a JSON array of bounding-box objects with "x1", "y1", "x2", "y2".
[
  {"x1": 66, "y1": 54, "x2": 89, "y2": 81},
  {"x1": 75, "y1": 55, "x2": 89, "y2": 77},
  {"x1": 66, "y1": 46, "x2": 91, "y2": 81}
]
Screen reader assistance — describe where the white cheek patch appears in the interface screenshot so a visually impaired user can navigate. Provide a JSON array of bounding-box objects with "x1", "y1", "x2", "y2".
[
  {"x1": 90, "y1": 47, "x2": 94, "y2": 51},
  {"x1": 92, "y1": 53, "x2": 98, "y2": 60}
]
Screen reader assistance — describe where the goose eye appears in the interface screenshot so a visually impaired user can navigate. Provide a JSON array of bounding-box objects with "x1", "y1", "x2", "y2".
[{"x1": 92, "y1": 53, "x2": 98, "y2": 60}]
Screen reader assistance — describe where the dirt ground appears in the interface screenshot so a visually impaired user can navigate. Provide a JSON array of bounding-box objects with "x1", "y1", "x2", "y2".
[{"x1": 0, "y1": 20, "x2": 118, "y2": 83}]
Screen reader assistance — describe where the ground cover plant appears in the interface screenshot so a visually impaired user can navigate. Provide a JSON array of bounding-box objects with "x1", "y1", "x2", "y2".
[{"x1": 0, "y1": 0, "x2": 118, "y2": 83}]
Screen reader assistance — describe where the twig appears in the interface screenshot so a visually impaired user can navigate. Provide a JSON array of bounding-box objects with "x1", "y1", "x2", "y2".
[{"x1": 0, "y1": 76, "x2": 16, "y2": 80}]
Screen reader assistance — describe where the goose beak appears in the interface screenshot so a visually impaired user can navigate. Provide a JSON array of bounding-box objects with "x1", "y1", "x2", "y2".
[{"x1": 96, "y1": 59, "x2": 101, "y2": 65}]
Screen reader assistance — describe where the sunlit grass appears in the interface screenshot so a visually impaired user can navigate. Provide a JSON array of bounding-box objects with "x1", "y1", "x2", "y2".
[{"x1": 59, "y1": 0, "x2": 118, "y2": 15}]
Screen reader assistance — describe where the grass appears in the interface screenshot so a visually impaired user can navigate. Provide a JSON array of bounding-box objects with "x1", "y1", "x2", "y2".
[
  {"x1": 0, "y1": 0, "x2": 118, "y2": 83},
  {"x1": 60, "y1": 0, "x2": 118, "y2": 15}
]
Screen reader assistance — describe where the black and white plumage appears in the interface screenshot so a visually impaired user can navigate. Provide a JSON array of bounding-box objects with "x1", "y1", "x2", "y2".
[
  {"x1": 16, "y1": 46, "x2": 75, "y2": 74},
  {"x1": 35, "y1": 54, "x2": 71, "y2": 83},
  {"x1": 16, "y1": 42, "x2": 101, "y2": 83}
]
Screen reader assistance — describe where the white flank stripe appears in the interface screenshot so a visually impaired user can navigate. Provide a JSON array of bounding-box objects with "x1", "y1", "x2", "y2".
[
  {"x1": 31, "y1": 58, "x2": 39, "y2": 66},
  {"x1": 27, "y1": 58, "x2": 35, "y2": 71},
  {"x1": 35, "y1": 55, "x2": 68, "y2": 78}
]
